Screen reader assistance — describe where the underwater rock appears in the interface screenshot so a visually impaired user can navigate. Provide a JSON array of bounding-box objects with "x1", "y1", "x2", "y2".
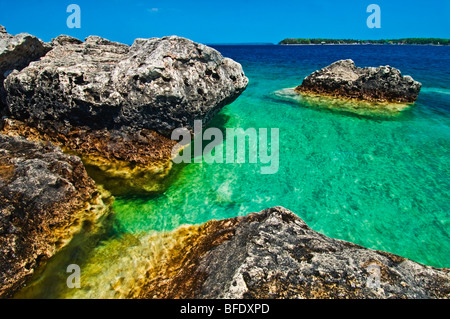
[
  {"x1": 1, "y1": 118, "x2": 177, "y2": 195},
  {"x1": 0, "y1": 134, "x2": 112, "y2": 298},
  {"x1": 274, "y1": 87, "x2": 413, "y2": 117},
  {"x1": 3, "y1": 34, "x2": 247, "y2": 194},
  {"x1": 295, "y1": 59, "x2": 421, "y2": 103},
  {"x1": 0, "y1": 25, "x2": 50, "y2": 113},
  {"x1": 139, "y1": 206, "x2": 449, "y2": 299}
]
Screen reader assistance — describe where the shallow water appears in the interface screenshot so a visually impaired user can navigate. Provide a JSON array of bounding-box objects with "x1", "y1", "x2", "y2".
[
  {"x1": 18, "y1": 45, "x2": 450, "y2": 298},
  {"x1": 115, "y1": 45, "x2": 450, "y2": 266}
]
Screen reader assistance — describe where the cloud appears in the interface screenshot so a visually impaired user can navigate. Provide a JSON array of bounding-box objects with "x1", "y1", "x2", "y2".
[{"x1": 148, "y1": 8, "x2": 159, "y2": 13}]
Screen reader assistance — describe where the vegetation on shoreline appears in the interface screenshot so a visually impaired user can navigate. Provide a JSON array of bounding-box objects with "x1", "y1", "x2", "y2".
[{"x1": 279, "y1": 38, "x2": 449, "y2": 45}]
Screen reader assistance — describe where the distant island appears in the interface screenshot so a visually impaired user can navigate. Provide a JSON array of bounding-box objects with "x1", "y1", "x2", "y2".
[{"x1": 279, "y1": 38, "x2": 449, "y2": 45}]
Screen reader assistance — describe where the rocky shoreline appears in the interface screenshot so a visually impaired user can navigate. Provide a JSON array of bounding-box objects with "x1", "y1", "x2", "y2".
[
  {"x1": 0, "y1": 134, "x2": 112, "y2": 297},
  {"x1": 1, "y1": 31, "x2": 248, "y2": 195},
  {"x1": 138, "y1": 207, "x2": 449, "y2": 299},
  {"x1": 0, "y1": 25, "x2": 448, "y2": 299},
  {"x1": 0, "y1": 25, "x2": 248, "y2": 297}
]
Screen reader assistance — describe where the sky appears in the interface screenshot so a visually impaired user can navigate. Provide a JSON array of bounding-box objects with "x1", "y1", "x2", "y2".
[{"x1": 0, "y1": 0, "x2": 449, "y2": 44}]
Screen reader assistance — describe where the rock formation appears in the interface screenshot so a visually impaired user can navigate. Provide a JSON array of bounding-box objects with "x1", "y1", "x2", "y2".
[
  {"x1": 1, "y1": 118, "x2": 177, "y2": 195},
  {"x1": 5, "y1": 34, "x2": 247, "y2": 135},
  {"x1": 138, "y1": 207, "x2": 449, "y2": 299},
  {"x1": 0, "y1": 134, "x2": 112, "y2": 298},
  {"x1": 295, "y1": 59, "x2": 421, "y2": 103},
  {"x1": 0, "y1": 25, "x2": 50, "y2": 113},
  {"x1": 2, "y1": 34, "x2": 248, "y2": 194}
]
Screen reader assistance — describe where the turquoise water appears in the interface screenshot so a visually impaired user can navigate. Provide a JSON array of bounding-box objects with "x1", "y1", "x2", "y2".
[
  {"x1": 16, "y1": 45, "x2": 450, "y2": 298},
  {"x1": 113, "y1": 45, "x2": 450, "y2": 268}
]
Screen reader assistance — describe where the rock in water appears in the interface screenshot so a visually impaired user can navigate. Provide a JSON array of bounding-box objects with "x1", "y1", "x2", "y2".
[
  {"x1": 139, "y1": 207, "x2": 449, "y2": 299},
  {"x1": 0, "y1": 134, "x2": 112, "y2": 298},
  {"x1": 295, "y1": 59, "x2": 421, "y2": 103},
  {"x1": 5, "y1": 35, "x2": 248, "y2": 136},
  {"x1": 0, "y1": 25, "x2": 50, "y2": 113},
  {"x1": 3, "y1": 35, "x2": 248, "y2": 194}
]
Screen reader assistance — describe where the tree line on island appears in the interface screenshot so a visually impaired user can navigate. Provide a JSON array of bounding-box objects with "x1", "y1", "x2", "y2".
[{"x1": 279, "y1": 38, "x2": 449, "y2": 45}]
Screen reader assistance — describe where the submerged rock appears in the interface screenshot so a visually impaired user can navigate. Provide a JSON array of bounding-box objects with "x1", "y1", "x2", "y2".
[
  {"x1": 138, "y1": 207, "x2": 449, "y2": 299},
  {"x1": 0, "y1": 134, "x2": 112, "y2": 298},
  {"x1": 3, "y1": 34, "x2": 248, "y2": 194},
  {"x1": 0, "y1": 25, "x2": 50, "y2": 113},
  {"x1": 295, "y1": 59, "x2": 421, "y2": 104}
]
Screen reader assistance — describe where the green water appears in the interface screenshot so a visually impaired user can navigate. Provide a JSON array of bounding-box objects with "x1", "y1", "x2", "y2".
[
  {"x1": 114, "y1": 88, "x2": 450, "y2": 268},
  {"x1": 112, "y1": 46, "x2": 450, "y2": 268}
]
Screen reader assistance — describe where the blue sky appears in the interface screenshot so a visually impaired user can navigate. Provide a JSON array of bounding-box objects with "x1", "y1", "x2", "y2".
[{"x1": 0, "y1": 0, "x2": 449, "y2": 44}]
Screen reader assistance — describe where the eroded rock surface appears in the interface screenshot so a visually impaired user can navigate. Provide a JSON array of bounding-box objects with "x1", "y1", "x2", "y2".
[
  {"x1": 0, "y1": 25, "x2": 50, "y2": 112},
  {"x1": 295, "y1": 59, "x2": 421, "y2": 103},
  {"x1": 1, "y1": 118, "x2": 177, "y2": 195},
  {"x1": 3, "y1": 34, "x2": 247, "y2": 193},
  {"x1": 139, "y1": 207, "x2": 449, "y2": 299},
  {"x1": 5, "y1": 35, "x2": 248, "y2": 136},
  {"x1": 0, "y1": 134, "x2": 112, "y2": 298}
]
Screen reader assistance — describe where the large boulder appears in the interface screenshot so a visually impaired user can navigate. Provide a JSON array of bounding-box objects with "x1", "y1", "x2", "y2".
[
  {"x1": 3, "y1": 34, "x2": 248, "y2": 194},
  {"x1": 5, "y1": 35, "x2": 248, "y2": 136},
  {"x1": 138, "y1": 207, "x2": 449, "y2": 299},
  {"x1": 295, "y1": 59, "x2": 421, "y2": 103},
  {"x1": 1, "y1": 118, "x2": 177, "y2": 195},
  {"x1": 0, "y1": 134, "x2": 112, "y2": 298},
  {"x1": 0, "y1": 25, "x2": 50, "y2": 113}
]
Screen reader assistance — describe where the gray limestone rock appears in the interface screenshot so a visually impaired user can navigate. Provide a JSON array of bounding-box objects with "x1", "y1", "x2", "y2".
[
  {"x1": 0, "y1": 134, "x2": 111, "y2": 298},
  {"x1": 5, "y1": 35, "x2": 248, "y2": 136},
  {"x1": 140, "y1": 206, "x2": 449, "y2": 299},
  {"x1": 296, "y1": 59, "x2": 422, "y2": 103}
]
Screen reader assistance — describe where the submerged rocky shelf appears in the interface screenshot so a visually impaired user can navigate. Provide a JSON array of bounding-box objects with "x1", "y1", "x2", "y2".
[{"x1": 0, "y1": 25, "x2": 448, "y2": 299}]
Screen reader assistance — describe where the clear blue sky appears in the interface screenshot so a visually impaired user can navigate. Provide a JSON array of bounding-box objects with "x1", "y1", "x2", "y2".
[{"x1": 0, "y1": 0, "x2": 449, "y2": 44}]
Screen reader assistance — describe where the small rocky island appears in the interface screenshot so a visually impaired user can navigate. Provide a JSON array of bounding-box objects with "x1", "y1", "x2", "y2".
[{"x1": 295, "y1": 59, "x2": 422, "y2": 104}]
